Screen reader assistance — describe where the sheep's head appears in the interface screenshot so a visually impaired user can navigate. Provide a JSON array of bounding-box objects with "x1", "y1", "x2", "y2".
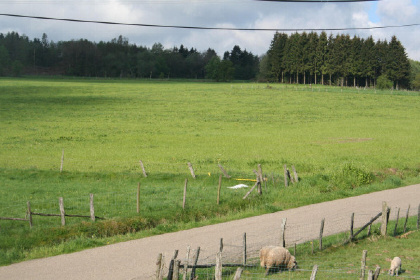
[{"x1": 288, "y1": 256, "x2": 297, "y2": 270}]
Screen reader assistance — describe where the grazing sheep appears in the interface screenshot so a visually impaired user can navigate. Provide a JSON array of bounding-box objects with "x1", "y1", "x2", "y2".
[
  {"x1": 389, "y1": 257, "x2": 402, "y2": 276},
  {"x1": 260, "y1": 246, "x2": 297, "y2": 275}
]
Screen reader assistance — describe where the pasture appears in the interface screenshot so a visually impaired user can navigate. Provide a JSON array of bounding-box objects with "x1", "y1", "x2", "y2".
[{"x1": 0, "y1": 78, "x2": 419, "y2": 266}]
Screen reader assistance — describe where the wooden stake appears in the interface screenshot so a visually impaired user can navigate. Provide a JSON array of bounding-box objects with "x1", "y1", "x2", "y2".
[
  {"x1": 242, "y1": 181, "x2": 258, "y2": 199},
  {"x1": 215, "y1": 251, "x2": 222, "y2": 280},
  {"x1": 139, "y1": 160, "x2": 147, "y2": 177},
  {"x1": 60, "y1": 149, "x2": 64, "y2": 172},
  {"x1": 233, "y1": 267, "x2": 243, "y2": 280},
  {"x1": 360, "y1": 250, "x2": 367, "y2": 280},
  {"x1": 417, "y1": 204, "x2": 420, "y2": 230},
  {"x1": 167, "y1": 250, "x2": 179, "y2": 280},
  {"x1": 173, "y1": 260, "x2": 181, "y2": 280},
  {"x1": 26, "y1": 201, "x2": 33, "y2": 228},
  {"x1": 381, "y1": 201, "x2": 388, "y2": 236},
  {"x1": 403, "y1": 205, "x2": 410, "y2": 233},
  {"x1": 220, "y1": 238, "x2": 223, "y2": 253},
  {"x1": 217, "y1": 174, "x2": 222, "y2": 205},
  {"x1": 373, "y1": 266, "x2": 381, "y2": 280},
  {"x1": 187, "y1": 162, "x2": 196, "y2": 179},
  {"x1": 393, "y1": 208, "x2": 400, "y2": 236},
  {"x1": 183, "y1": 246, "x2": 191, "y2": 280},
  {"x1": 137, "y1": 183, "x2": 140, "y2": 214},
  {"x1": 183, "y1": 179, "x2": 188, "y2": 209},
  {"x1": 218, "y1": 164, "x2": 231, "y2": 178},
  {"x1": 319, "y1": 218, "x2": 325, "y2": 250},
  {"x1": 310, "y1": 265, "x2": 318, "y2": 280},
  {"x1": 156, "y1": 253, "x2": 162, "y2": 280},
  {"x1": 90, "y1": 193, "x2": 95, "y2": 222},
  {"x1": 280, "y1": 218, "x2": 287, "y2": 247},
  {"x1": 368, "y1": 270, "x2": 373, "y2": 280},
  {"x1": 283, "y1": 165, "x2": 289, "y2": 187},
  {"x1": 292, "y1": 165, "x2": 299, "y2": 182},
  {"x1": 59, "y1": 197, "x2": 65, "y2": 226},
  {"x1": 190, "y1": 247, "x2": 200, "y2": 280},
  {"x1": 242, "y1": 232, "x2": 247, "y2": 266},
  {"x1": 350, "y1": 213, "x2": 355, "y2": 241}
]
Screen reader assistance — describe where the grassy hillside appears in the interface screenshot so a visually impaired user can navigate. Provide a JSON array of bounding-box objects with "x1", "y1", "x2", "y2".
[{"x1": 0, "y1": 78, "x2": 419, "y2": 266}]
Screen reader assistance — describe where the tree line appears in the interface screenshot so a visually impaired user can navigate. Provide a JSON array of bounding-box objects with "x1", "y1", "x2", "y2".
[
  {"x1": 0, "y1": 32, "x2": 258, "y2": 80},
  {"x1": 0, "y1": 31, "x2": 417, "y2": 89},
  {"x1": 259, "y1": 31, "x2": 411, "y2": 89}
]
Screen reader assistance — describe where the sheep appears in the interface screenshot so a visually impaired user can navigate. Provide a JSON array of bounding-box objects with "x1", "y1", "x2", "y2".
[
  {"x1": 389, "y1": 257, "x2": 402, "y2": 276},
  {"x1": 259, "y1": 246, "x2": 297, "y2": 275}
]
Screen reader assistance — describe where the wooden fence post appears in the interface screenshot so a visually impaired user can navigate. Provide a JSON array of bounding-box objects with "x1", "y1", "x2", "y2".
[
  {"x1": 360, "y1": 250, "x2": 367, "y2": 280},
  {"x1": 215, "y1": 251, "x2": 222, "y2": 280},
  {"x1": 280, "y1": 218, "x2": 287, "y2": 247},
  {"x1": 217, "y1": 174, "x2": 222, "y2": 205},
  {"x1": 188, "y1": 162, "x2": 196, "y2": 179},
  {"x1": 393, "y1": 208, "x2": 400, "y2": 236},
  {"x1": 59, "y1": 197, "x2": 65, "y2": 226},
  {"x1": 368, "y1": 270, "x2": 373, "y2": 280},
  {"x1": 218, "y1": 164, "x2": 231, "y2": 178},
  {"x1": 319, "y1": 218, "x2": 325, "y2": 250},
  {"x1": 310, "y1": 264, "x2": 318, "y2": 280},
  {"x1": 173, "y1": 260, "x2": 181, "y2": 280},
  {"x1": 283, "y1": 165, "x2": 289, "y2": 187},
  {"x1": 158, "y1": 255, "x2": 165, "y2": 280},
  {"x1": 183, "y1": 179, "x2": 188, "y2": 209},
  {"x1": 139, "y1": 160, "x2": 147, "y2": 177},
  {"x1": 257, "y1": 164, "x2": 263, "y2": 190},
  {"x1": 27, "y1": 201, "x2": 33, "y2": 228},
  {"x1": 417, "y1": 204, "x2": 420, "y2": 230},
  {"x1": 381, "y1": 202, "x2": 389, "y2": 236},
  {"x1": 60, "y1": 149, "x2": 64, "y2": 172},
  {"x1": 90, "y1": 193, "x2": 95, "y2": 222},
  {"x1": 220, "y1": 238, "x2": 223, "y2": 253},
  {"x1": 233, "y1": 267, "x2": 243, "y2": 280},
  {"x1": 137, "y1": 183, "x2": 141, "y2": 214},
  {"x1": 190, "y1": 247, "x2": 200, "y2": 280},
  {"x1": 373, "y1": 266, "x2": 380, "y2": 280},
  {"x1": 156, "y1": 253, "x2": 163, "y2": 280},
  {"x1": 350, "y1": 213, "x2": 355, "y2": 241},
  {"x1": 167, "y1": 250, "x2": 179, "y2": 280},
  {"x1": 403, "y1": 205, "x2": 410, "y2": 233},
  {"x1": 183, "y1": 246, "x2": 191, "y2": 280},
  {"x1": 292, "y1": 165, "x2": 299, "y2": 182},
  {"x1": 243, "y1": 232, "x2": 247, "y2": 266}
]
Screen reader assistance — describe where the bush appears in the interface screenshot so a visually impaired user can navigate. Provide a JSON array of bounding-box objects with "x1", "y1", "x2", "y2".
[
  {"x1": 376, "y1": 74, "x2": 393, "y2": 90},
  {"x1": 330, "y1": 163, "x2": 374, "y2": 189}
]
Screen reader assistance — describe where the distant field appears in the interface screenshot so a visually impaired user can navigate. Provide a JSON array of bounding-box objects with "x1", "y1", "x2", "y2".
[
  {"x1": 1, "y1": 78, "x2": 419, "y2": 174},
  {"x1": 0, "y1": 78, "x2": 419, "y2": 266}
]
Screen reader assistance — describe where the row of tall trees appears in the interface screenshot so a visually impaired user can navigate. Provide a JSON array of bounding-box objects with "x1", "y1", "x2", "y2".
[
  {"x1": 0, "y1": 32, "x2": 259, "y2": 80},
  {"x1": 260, "y1": 31, "x2": 411, "y2": 89}
]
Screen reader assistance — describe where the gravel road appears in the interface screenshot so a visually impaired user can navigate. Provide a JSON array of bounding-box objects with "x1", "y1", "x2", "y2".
[{"x1": 1, "y1": 184, "x2": 419, "y2": 280}]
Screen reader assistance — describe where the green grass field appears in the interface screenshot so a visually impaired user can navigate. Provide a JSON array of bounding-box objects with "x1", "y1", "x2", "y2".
[{"x1": 0, "y1": 78, "x2": 419, "y2": 267}]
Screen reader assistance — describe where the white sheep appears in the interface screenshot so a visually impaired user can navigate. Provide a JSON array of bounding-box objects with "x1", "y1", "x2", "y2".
[
  {"x1": 389, "y1": 257, "x2": 402, "y2": 276},
  {"x1": 259, "y1": 246, "x2": 297, "y2": 275}
]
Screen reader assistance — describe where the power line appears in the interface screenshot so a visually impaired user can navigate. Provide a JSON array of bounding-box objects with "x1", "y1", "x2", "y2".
[{"x1": 0, "y1": 13, "x2": 419, "y2": 32}]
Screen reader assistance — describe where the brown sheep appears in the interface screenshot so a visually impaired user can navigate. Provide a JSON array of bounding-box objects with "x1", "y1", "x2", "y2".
[{"x1": 260, "y1": 246, "x2": 297, "y2": 275}]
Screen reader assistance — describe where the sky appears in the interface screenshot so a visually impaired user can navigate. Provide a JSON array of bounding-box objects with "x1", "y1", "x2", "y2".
[{"x1": 0, "y1": 0, "x2": 419, "y2": 60}]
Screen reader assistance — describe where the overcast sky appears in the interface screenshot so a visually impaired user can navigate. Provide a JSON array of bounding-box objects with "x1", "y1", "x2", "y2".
[{"x1": 0, "y1": 0, "x2": 419, "y2": 60}]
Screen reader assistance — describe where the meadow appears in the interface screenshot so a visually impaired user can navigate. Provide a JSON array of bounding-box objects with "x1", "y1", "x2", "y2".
[{"x1": 0, "y1": 78, "x2": 419, "y2": 266}]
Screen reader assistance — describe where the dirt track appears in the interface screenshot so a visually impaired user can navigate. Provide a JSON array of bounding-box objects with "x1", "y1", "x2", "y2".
[{"x1": 1, "y1": 184, "x2": 419, "y2": 280}]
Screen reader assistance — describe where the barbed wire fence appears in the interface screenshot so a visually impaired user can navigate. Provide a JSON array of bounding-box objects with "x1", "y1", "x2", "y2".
[{"x1": 153, "y1": 204, "x2": 420, "y2": 279}]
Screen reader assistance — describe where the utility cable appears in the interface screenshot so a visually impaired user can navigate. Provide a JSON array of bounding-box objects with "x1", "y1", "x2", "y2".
[{"x1": 0, "y1": 13, "x2": 418, "y2": 32}]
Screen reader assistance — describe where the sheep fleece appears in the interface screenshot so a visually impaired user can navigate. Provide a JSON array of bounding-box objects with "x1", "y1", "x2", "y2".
[
  {"x1": 260, "y1": 246, "x2": 296, "y2": 270},
  {"x1": 389, "y1": 257, "x2": 402, "y2": 276}
]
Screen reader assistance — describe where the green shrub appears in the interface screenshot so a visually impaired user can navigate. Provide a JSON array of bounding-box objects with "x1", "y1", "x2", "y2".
[
  {"x1": 330, "y1": 163, "x2": 374, "y2": 189},
  {"x1": 376, "y1": 74, "x2": 393, "y2": 90}
]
